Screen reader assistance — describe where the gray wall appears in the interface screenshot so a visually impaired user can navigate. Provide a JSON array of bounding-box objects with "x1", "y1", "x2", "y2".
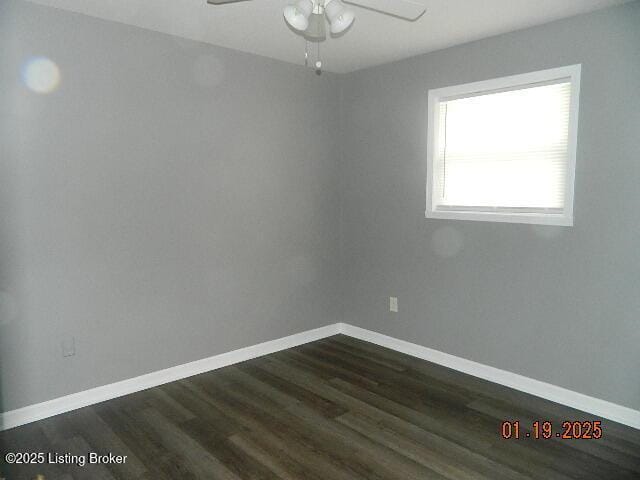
[
  {"x1": 0, "y1": 0, "x2": 342, "y2": 412},
  {"x1": 340, "y1": 2, "x2": 640, "y2": 410},
  {"x1": 3, "y1": 0, "x2": 639, "y2": 415}
]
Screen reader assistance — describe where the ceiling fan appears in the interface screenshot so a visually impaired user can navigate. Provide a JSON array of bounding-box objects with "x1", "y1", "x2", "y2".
[{"x1": 207, "y1": 0, "x2": 426, "y2": 72}]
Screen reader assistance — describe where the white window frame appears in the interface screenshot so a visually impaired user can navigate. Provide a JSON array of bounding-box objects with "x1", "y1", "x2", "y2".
[{"x1": 425, "y1": 65, "x2": 581, "y2": 226}]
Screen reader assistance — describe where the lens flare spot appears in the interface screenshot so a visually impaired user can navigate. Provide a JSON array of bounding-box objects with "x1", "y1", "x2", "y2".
[
  {"x1": 22, "y1": 57, "x2": 61, "y2": 94},
  {"x1": 431, "y1": 226, "x2": 464, "y2": 258}
]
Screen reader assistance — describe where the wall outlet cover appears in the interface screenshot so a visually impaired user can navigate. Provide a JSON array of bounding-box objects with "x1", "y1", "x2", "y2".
[
  {"x1": 390, "y1": 297, "x2": 398, "y2": 313},
  {"x1": 62, "y1": 337, "x2": 76, "y2": 357}
]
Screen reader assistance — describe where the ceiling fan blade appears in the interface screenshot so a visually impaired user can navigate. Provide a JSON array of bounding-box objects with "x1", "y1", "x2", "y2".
[
  {"x1": 206, "y1": 0, "x2": 251, "y2": 4},
  {"x1": 343, "y1": 0, "x2": 426, "y2": 21}
]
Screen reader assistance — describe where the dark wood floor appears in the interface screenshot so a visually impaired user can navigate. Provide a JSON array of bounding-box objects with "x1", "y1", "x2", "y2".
[{"x1": 2, "y1": 335, "x2": 639, "y2": 480}]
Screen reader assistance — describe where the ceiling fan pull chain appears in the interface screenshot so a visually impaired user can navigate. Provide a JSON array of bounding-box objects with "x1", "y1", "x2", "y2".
[{"x1": 315, "y1": 41, "x2": 322, "y2": 72}]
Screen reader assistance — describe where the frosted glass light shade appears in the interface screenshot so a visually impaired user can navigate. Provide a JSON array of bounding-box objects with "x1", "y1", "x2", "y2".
[
  {"x1": 283, "y1": 0, "x2": 314, "y2": 31},
  {"x1": 325, "y1": 0, "x2": 355, "y2": 34}
]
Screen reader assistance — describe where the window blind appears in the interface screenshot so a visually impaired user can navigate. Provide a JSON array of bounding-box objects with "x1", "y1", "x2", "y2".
[{"x1": 434, "y1": 81, "x2": 572, "y2": 212}]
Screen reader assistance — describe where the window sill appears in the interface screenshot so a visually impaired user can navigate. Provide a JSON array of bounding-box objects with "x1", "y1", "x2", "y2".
[{"x1": 425, "y1": 209, "x2": 573, "y2": 226}]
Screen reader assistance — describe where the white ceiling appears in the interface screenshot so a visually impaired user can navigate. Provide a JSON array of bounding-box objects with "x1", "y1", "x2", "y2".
[{"x1": 27, "y1": 0, "x2": 632, "y2": 73}]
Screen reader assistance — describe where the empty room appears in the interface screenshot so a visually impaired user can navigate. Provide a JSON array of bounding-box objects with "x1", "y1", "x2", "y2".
[{"x1": 1, "y1": 0, "x2": 639, "y2": 478}]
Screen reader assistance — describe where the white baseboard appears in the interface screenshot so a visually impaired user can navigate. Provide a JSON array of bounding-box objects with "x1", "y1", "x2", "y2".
[
  {"x1": 3, "y1": 322, "x2": 639, "y2": 431},
  {"x1": 340, "y1": 323, "x2": 640, "y2": 430},
  {"x1": 0, "y1": 323, "x2": 341, "y2": 431}
]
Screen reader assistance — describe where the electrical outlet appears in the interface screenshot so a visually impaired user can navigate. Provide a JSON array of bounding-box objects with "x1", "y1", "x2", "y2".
[
  {"x1": 62, "y1": 337, "x2": 75, "y2": 357},
  {"x1": 390, "y1": 297, "x2": 398, "y2": 313}
]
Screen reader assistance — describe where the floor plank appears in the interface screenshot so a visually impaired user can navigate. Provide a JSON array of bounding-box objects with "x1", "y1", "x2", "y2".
[{"x1": 2, "y1": 334, "x2": 639, "y2": 479}]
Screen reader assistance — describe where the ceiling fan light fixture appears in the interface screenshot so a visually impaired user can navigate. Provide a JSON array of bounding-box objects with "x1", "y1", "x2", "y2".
[
  {"x1": 305, "y1": 12, "x2": 327, "y2": 40},
  {"x1": 283, "y1": 0, "x2": 314, "y2": 31},
  {"x1": 324, "y1": 0, "x2": 355, "y2": 34}
]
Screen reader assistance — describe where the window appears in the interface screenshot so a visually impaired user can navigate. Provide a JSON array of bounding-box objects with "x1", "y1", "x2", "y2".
[{"x1": 426, "y1": 65, "x2": 581, "y2": 226}]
